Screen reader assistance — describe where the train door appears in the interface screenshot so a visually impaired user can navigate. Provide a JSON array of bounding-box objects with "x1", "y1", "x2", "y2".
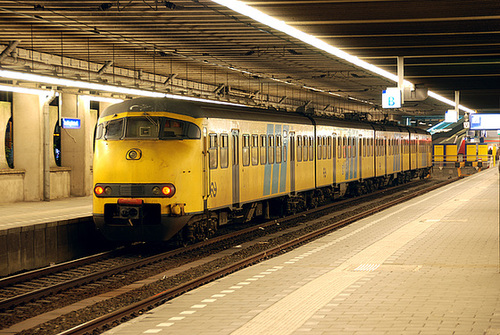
[
  {"x1": 358, "y1": 136, "x2": 362, "y2": 180},
  {"x1": 289, "y1": 132, "x2": 296, "y2": 193},
  {"x1": 332, "y1": 135, "x2": 337, "y2": 183},
  {"x1": 231, "y1": 129, "x2": 240, "y2": 207},
  {"x1": 384, "y1": 137, "x2": 388, "y2": 175}
]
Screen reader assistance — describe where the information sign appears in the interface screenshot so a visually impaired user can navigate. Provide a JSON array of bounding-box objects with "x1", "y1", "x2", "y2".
[
  {"x1": 61, "y1": 118, "x2": 81, "y2": 129},
  {"x1": 382, "y1": 88, "x2": 401, "y2": 108},
  {"x1": 470, "y1": 114, "x2": 500, "y2": 130}
]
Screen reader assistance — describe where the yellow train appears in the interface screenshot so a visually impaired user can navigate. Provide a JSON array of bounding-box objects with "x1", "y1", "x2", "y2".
[{"x1": 93, "y1": 97, "x2": 432, "y2": 242}]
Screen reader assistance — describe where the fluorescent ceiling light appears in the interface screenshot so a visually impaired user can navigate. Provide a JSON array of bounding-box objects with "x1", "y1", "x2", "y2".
[
  {"x1": 0, "y1": 83, "x2": 53, "y2": 96},
  {"x1": 80, "y1": 95, "x2": 124, "y2": 104},
  {"x1": 211, "y1": 0, "x2": 474, "y2": 113},
  {"x1": 0, "y1": 69, "x2": 246, "y2": 108}
]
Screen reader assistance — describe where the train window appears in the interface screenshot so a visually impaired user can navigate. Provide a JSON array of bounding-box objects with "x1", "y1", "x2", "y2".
[
  {"x1": 362, "y1": 138, "x2": 366, "y2": 157},
  {"x1": 260, "y1": 135, "x2": 267, "y2": 165},
  {"x1": 251, "y1": 134, "x2": 259, "y2": 166},
  {"x1": 347, "y1": 137, "x2": 351, "y2": 158},
  {"x1": 327, "y1": 137, "x2": 332, "y2": 159},
  {"x1": 309, "y1": 136, "x2": 314, "y2": 161},
  {"x1": 209, "y1": 133, "x2": 218, "y2": 169},
  {"x1": 220, "y1": 134, "x2": 228, "y2": 169},
  {"x1": 104, "y1": 119, "x2": 124, "y2": 140},
  {"x1": 337, "y1": 136, "x2": 341, "y2": 159},
  {"x1": 297, "y1": 136, "x2": 303, "y2": 162},
  {"x1": 343, "y1": 136, "x2": 347, "y2": 158},
  {"x1": 242, "y1": 134, "x2": 250, "y2": 166},
  {"x1": 125, "y1": 116, "x2": 159, "y2": 138},
  {"x1": 332, "y1": 137, "x2": 337, "y2": 159},
  {"x1": 321, "y1": 136, "x2": 328, "y2": 159},
  {"x1": 268, "y1": 135, "x2": 275, "y2": 164},
  {"x1": 317, "y1": 136, "x2": 322, "y2": 160},
  {"x1": 353, "y1": 138, "x2": 357, "y2": 157},
  {"x1": 303, "y1": 136, "x2": 308, "y2": 161},
  {"x1": 289, "y1": 133, "x2": 295, "y2": 162},
  {"x1": 283, "y1": 135, "x2": 287, "y2": 162},
  {"x1": 96, "y1": 123, "x2": 104, "y2": 139},
  {"x1": 276, "y1": 135, "x2": 282, "y2": 164}
]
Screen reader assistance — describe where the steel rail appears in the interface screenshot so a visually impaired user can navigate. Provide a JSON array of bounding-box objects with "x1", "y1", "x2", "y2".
[{"x1": 57, "y1": 177, "x2": 457, "y2": 335}]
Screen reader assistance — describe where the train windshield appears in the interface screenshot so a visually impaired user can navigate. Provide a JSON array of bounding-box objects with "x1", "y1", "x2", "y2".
[{"x1": 97, "y1": 116, "x2": 200, "y2": 140}]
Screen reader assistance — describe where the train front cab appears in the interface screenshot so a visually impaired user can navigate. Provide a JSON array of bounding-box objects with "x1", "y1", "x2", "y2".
[{"x1": 93, "y1": 103, "x2": 206, "y2": 242}]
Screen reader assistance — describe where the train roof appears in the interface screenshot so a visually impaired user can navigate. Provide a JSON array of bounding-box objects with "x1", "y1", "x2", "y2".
[
  {"x1": 101, "y1": 97, "x2": 312, "y2": 125},
  {"x1": 101, "y1": 97, "x2": 429, "y2": 135}
]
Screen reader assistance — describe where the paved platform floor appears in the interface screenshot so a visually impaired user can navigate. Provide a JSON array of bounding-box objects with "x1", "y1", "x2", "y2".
[
  {"x1": 104, "y1": 167, "x2": 500, "y2": 335},
  {"x1": 0, "y1": 196, "x2": 91, "y2": 231}
]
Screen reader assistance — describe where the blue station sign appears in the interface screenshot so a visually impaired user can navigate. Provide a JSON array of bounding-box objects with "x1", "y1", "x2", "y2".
[{"x1": 61, "y1": 118, "x2": 81, "y2": 129}]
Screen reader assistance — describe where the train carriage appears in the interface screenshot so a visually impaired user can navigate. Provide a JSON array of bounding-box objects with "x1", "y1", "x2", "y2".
[{"x1": 93, "y1": 97, "x2": 432, "y2": 243}]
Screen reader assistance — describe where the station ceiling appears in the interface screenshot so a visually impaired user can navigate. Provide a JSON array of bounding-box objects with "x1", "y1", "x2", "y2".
[{"x1": 0, "y1": 0, "x2": 498, "y2": 119}]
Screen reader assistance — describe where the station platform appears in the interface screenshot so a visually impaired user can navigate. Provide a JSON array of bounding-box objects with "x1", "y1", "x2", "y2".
[
  {"x1": 104, "y1": 167, "x2": 500, "y2": 335},
  {"x1": 0, "y1": 196, "x2": 91, "y2": 231},
  {"x1": 0, "y1": 196, "x2": 95, "y2": 277}
]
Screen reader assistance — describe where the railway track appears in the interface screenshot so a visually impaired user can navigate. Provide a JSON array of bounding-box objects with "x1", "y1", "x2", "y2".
[{"x1": 0, "y1": 177, "x2": 458, "y2": 334}]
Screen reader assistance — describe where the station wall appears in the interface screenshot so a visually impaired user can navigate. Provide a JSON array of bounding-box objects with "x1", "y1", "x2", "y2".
[{"x1": 0, "y1": 91, "x2": 113, "y2": 203}]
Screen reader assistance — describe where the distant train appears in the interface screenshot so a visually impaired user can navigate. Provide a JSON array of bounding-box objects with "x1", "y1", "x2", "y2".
[{"x1": 93, "y1": 97, "x2": 432, "y2": 242}]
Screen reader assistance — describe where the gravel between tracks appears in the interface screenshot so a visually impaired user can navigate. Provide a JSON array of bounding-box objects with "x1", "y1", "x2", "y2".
[{"x1": 11, "y1": 179, "x2": 443, "y2": 335}]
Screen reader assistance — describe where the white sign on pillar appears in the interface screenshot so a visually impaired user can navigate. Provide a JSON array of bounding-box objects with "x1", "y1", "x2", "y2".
[
  {"x1": 445, "y1": 109, "x2": 458, "y2": 123},
  {"x1": 382, "y1": 87, "x2": 402, "y2": 108}
]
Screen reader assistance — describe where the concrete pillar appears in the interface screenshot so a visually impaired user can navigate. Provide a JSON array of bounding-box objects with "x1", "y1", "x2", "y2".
[
  {"x1": 13, "y1": 93, "x2": 43, "y2": 201},
  {"x1": 49, "y1": 106, "x2": 59, "y2": 168},
  {"x1": 61, "y1": 94, "x2": 94, "y2": 196},
  {"x1": 0, "y1": 101, "x2": 11, "y2": 169}
]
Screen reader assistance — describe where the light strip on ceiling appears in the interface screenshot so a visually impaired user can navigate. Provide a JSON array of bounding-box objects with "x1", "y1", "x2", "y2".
[
  {"x1": 0, "y1": 83, "x2": 53, "y2": 96},
  {"x1": 211, "y1": 0, "x2": 474, "y2": 113},
  {"x1": 80, "y1": 95, "x2": 124, "y2": 104},
  {"x1": 0, "y1": 69, "x2": 247, "y2": 108}
]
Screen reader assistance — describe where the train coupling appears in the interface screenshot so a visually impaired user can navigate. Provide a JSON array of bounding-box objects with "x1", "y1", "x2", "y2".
[{"x1": 117, "y1": 198, "x2": 144, "y2": 224}]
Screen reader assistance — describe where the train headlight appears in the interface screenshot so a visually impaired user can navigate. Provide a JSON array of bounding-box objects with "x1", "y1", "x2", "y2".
[
  {"x1": 104, "y1": 186, "x2": 112, "y2": 195},
  {"x1": 94, "y1": 186, "x2": 104, "y2": 196},
  {"x1": 152, "y1": 186, "x2": 161, "y2": 195},
  {"x1": 162, "y1": 184, "x2": 176, "y2": 197}
]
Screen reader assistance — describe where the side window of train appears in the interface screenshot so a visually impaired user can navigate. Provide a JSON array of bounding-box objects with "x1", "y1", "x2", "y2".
[
  {"x1": 342, "y1": 136, "x2": 347, "y2": 158},
  {"x1": 297, "y1": 135, "x2": 302, "y2": 162},
  {"x1": 260, "y1": 134, "x2": 267, "y2": 165},
  {"x1": 317, "y1": 136, "x2": 322, "y2": 160},
  {"x1": 309, "y1": 136, "x2": 314, "y2": 161},
  {"x1": 268, "y1": 134, "x2": 275, "y2": 164},
  {"x1": 322, "y1": 137, "x2": 328, "y2": 159},
  {"x1": 332, "y1": 137, "x2": 337, "y2": 159},
  {"x1": 276, "y1": 135, "x2": 282, "y2": 164},
  {"x1": 327, "y1": 136, "x2": 332, "y2": 159},
  {"x1": 208, "y1": 133, "x2": 218, "y2": 169},
  {"x1": 303, "y1": 135, "x2": 308, "y2": 161},
  {"x1": 347, "y1": 137, "x2": 351, "y2": 158},
  {"x1": 283, "y1": 134, "x2": 287, "y2": 162},
  {"x1": 289, "y1": 133, "x2": 295, "y2": 162},
  {"x1": 220, "y1": 133, "x2": 229, "y2": 169},
  {"x1": 251, "y1": 134, "x2": 259, "y2": 166},
  {"x1": 242, "y1": 134, "x2": 250, "y2": 167},
  {"x1": 337, "y1": 136, "x2": 341, "y2": 159}
]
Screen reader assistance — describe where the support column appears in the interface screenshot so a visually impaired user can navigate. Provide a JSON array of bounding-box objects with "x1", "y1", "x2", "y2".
[
  {"x1": 397, "y1": 56, "x2": 404, "y2": 105},
  {"x1": 13, "y1": 93, "x2": 43, "y2": 201},
  {"x1": 0, "y1": 102, "x2": 11, "y2": 169},
  {"x1": 61, "y1": 93, "x2": 93, "y2": 196}
]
